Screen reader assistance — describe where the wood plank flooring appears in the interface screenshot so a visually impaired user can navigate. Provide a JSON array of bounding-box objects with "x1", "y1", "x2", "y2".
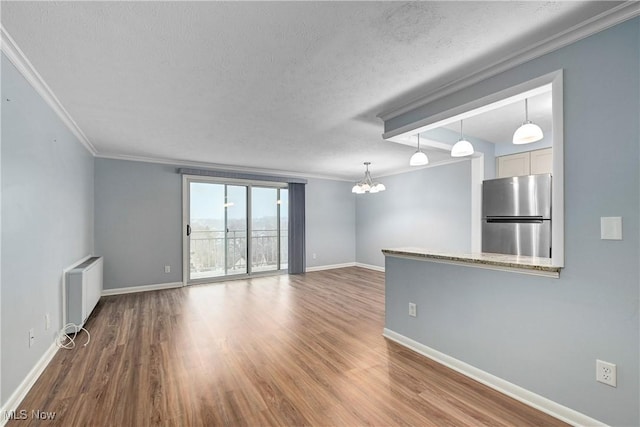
[{"x1": 10, "y1": 267, "x2": 567, "y2": 426}]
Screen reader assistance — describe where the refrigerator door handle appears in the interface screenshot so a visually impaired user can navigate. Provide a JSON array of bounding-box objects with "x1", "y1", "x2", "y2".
[{"x1": 485, "y1": 217, "x2": 544, "y2": 223}]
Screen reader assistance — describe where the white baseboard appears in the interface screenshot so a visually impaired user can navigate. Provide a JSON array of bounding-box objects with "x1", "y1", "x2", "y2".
[
  {"x1": 0, "y1": 342, "x2": 58, "y2": 427},
  {"x1": 382, "y1": 329, "x2": 605, "y2": 427},
  {"x1": 356, "y1": 262, "x2": 385, "y2": 272},
  {"x1": 101, "y1": 281, "x2": 183, "y2": 296},
  {"x1": 304, "y1": 262, "x2": 385, "y2": 273},
  {"x1": 305, "y1": 262, "x2": 356, "y2": 272}
]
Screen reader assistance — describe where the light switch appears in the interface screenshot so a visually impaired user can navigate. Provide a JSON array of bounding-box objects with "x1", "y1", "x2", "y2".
[{"x1": 601, "y1": 217, "x2": 622, "y2": 240}]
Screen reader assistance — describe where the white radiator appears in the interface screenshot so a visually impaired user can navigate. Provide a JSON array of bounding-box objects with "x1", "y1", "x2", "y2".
[{"x1": 66, "y1": 256, "x2": 103, "y2": 330}]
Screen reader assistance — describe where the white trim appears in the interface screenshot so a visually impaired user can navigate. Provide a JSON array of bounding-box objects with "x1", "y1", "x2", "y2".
[
  {"x1": 0, "y1": 342, "x2": 58, "y2": 427},
  {"x1": 355, "y1": 262, "x2": 385, "y2": 272},
  {"x1": 101, "y1": 281, "x2": 183, "y2": 296},
  {"x1": 305, "y1": 262, "x2": 356, "y2": 272},
  {"x1": 0, "y1": 26, "x2": 96, "y2": 156},
  {"x1": 551, "y1": 70, "x2": 564, "y2": 267},
  {"x1": 550, "y1": 72, "x2": 564, "y2": 267},
  {"x1": 470, "y1": 155, "x2": 483, "y2": 253},
  {"x1": 382, "y1": 329, "x2": 606, "y2": 427},
  {"x1": 377, "y1": 2, "x2": 640, "y2": 121}
]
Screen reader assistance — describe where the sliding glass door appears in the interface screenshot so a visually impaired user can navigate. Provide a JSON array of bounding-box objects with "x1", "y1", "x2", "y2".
[
  {"x1": 188, "y1": 182, "x2": 247, "y2": 280},
  {"x1": 225, "y1": 185, "x2": 248, "y2": 275},
  {"x1": 251, "y1": 187, "x2": 288, "y2": 272},
  {"x1": 279, "y1": 188, "x2": 289, "y2": 271},
  {"x1": 184, "y1": 178, "x2": 288, "y2": 283}
]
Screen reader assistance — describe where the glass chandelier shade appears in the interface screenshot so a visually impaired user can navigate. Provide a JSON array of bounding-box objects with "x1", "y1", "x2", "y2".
[
  {"x1": 451, "y1": 120, "x2": 474, "y2": 157},
  {"x1": 409, "y1": 134, "x2": 429, "y2": 166},
  {"x1": 513, "y1": 98, "x2": 544, "y2": 144},
  {"x1": 352, "y1": 162, "x2": 385, "y2": 194}
]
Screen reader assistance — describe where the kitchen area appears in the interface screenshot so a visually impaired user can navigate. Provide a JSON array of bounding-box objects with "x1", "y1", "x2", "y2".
[
  {"x1": 379, "y1": 72, "x2": 562, "y2": 278},
  {"x1": 367, "y1": 18, "x2": 639, "y2": 425}
]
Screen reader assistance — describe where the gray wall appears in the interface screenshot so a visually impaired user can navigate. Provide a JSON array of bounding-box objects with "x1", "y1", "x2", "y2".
[
  {"x1": 305, "y1": 178, "x2": 355, "y2": 268},
  {"x1": 1, "y1": 54, "x2": 94, "y2": 403},
  {"x1": 95, "y1": 159, "x2": 355, "y2": 287},
  {"x1": 383, "y1": 18, "x2": 639, "y2": 426},
  {"x1": 95, "y1": 159, "x2": 183, "y2": 289},
  {"x1": 356, "y1": 161, "x2": 472, "y2": 268}
]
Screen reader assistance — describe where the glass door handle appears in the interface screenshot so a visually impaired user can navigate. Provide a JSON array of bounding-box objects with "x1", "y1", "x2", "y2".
[{"x1": 186, "y1": 224, "x2": 191, "y2": 236}]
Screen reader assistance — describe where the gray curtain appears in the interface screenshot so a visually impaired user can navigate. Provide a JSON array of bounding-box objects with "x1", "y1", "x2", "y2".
[{"x1": 288, "y1": 183, "x2": 306, "y2": 274}]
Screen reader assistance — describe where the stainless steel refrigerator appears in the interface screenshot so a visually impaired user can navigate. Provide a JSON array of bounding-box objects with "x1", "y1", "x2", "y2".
[{"x1": 481, "y1": 174, "x2": 552, "y2": 258}]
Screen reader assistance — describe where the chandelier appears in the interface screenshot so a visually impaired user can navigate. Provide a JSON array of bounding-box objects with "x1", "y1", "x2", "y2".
[{"x1": 351, "y1": 162, "x2": 386, "y2": 194}]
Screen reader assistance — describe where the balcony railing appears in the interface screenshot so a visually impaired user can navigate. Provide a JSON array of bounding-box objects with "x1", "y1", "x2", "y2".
[{"x1": 190, "y1": 229, "x2": 288, "y2": 278}]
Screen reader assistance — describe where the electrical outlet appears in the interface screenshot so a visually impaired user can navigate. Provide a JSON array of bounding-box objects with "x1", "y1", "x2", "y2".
[
  {"x1": 312, "y1": 253, "x2": 317, "y2": 260},
  {"x1": 45, "y1": 313, "x2": 50, "y2": 331},
  {"x1": 408, "y1": 303, "x2": 417, "y2": 317},
  {"x1": 29, "y1": 328, "x2": 35, "y2": 348},
  {"x1": 164, "y1": 265, "x2": 171, "y2": 273},
  {"x1": 596, "y1": 359, "x2": 617, "y2": 387}
]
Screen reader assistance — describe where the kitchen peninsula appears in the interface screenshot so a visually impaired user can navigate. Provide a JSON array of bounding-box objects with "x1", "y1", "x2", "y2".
[{"x1": 382, "y1": 247, "x2": 561, "y2": 278}]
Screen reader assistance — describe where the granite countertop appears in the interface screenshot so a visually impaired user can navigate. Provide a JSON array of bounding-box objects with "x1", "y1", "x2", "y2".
[{"x1": 382, "y1": 247, "x2": 561, "y2": 277}]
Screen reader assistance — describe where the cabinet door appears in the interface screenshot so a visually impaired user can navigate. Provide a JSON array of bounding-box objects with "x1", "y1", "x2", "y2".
[
  {"x1": 496, "y1": 152, "x2": 530, "y2": 178},
  {"x1": 530, "y1": 147, "x2": 553, "y2": 175}
]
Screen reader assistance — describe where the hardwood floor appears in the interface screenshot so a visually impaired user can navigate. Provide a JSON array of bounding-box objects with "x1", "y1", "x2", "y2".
[{"x1": 11, "y1": 267, "x2": 566, "y2": 426}]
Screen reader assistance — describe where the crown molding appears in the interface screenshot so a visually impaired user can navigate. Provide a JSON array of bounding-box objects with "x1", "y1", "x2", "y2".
[
  {"x1": 1, "y1": 26, "x2": 97, "y2": 155},
  {"x1": 95, "y1": 152, "x2": 353, "y2": 182},
  {"x1": 97, "y1": 152, "x2": 467, "y2": 182},
  {"x1": 378, "y1": 1, "x2": 640, "y2": 121}
]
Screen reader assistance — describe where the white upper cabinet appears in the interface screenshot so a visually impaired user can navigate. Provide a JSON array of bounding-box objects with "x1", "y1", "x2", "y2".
[
  {"x1": 497, "y1": 152, "x2": 530, "y2": 178},
  {"x1": 496, "y1": 148, "x2": 552, "y2": 178},
  {"x1": 530, "y1": 147, "x2": 553, "y2": 175}
]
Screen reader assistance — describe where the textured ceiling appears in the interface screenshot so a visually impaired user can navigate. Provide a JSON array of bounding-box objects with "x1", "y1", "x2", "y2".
[{"x1": 0, "y1": 1, "x2": 621, "y2": 179}]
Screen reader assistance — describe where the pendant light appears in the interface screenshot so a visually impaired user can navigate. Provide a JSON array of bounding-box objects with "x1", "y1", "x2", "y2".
[
  {"x1": 351, "y1": 162, "x2": 386, "y2": 194},
  {"x1": 409, "y1": 134, "x2": 429, "y2": 166},
  {"x1": 513, "y1": 98, "x2": 543, "y2": 144},
  {"x1": 451, "y1": 120, "x2": 474, "y2": 157}
]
